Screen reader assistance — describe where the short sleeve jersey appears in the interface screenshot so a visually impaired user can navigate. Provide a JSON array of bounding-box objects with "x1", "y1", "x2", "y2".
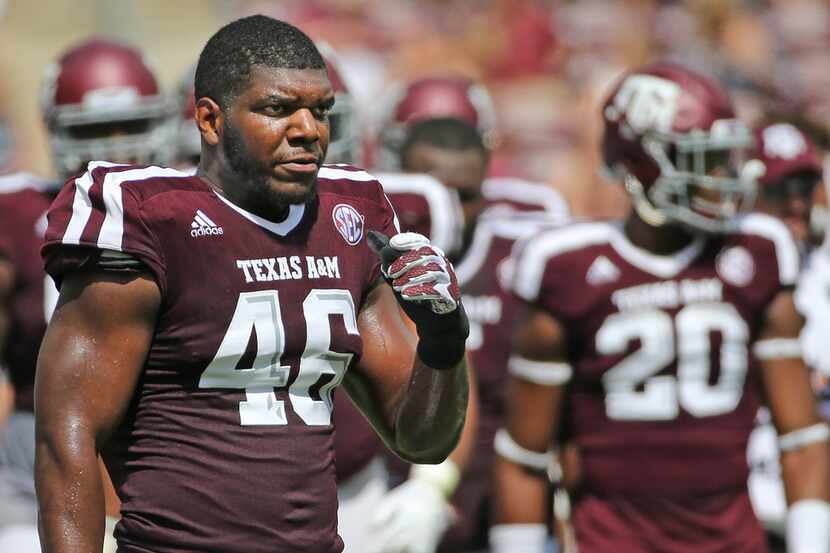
[
  {"x1": 42, "y1": 162, "x2": 399, "y2": 553},
  {"x1": 508, "y1": 215, "x2": 799, "y2": 496},
  {"x1": 0, "y1": 172, "x2": 58, "y2": 411}
]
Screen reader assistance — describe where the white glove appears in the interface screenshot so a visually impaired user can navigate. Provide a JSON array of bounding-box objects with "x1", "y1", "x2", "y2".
[{"x1": 366, "y1": 461, "x2": 459, "y2": 553}]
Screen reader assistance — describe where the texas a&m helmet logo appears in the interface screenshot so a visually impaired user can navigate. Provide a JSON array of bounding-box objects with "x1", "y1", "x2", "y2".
[{"x1": 332, "y1": 203, "x2": 364, "y2": 246}]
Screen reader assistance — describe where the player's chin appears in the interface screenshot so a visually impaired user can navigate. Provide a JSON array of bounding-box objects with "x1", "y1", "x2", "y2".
[{"x1": 267, "y1": 174, "x2": 318, "y2": 204}]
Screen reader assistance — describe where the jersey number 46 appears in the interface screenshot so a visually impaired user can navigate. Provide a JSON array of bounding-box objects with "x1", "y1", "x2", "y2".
[{"x1": 198, "y1": 289, "x2": 358, "y2": 426}]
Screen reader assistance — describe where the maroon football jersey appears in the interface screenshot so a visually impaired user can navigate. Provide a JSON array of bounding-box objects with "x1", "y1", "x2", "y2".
[
  {"x1": 508, "y1": 215, "x2": 799, "y2": 548},
  {"x1": 333, "y1": 171, "x2": 464, "y2": 483},
  {"x1": 43, "y1": 162, "x2": 399, "y2": 553},
  {"x1": 0, "y1": 172, "x2": 59, "y2": 411}
]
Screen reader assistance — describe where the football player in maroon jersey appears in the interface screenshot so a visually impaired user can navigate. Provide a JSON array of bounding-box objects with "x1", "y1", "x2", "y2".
[
  {"x1": 492, "y1": 62, "x2": 830, "y2": 553},
  {"x1": 394, "y1": 116, "x2": 568, "y2": 552},
  {"x1": 0, "y1": 38, "x2": 175, "y2": 553},
  {"x1": 34, "y1": 15, "x2": 469, "y2": 553}
]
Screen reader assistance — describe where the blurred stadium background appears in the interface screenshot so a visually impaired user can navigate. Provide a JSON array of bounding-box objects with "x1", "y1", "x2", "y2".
[{"x1": 1, "y1": 0, "x2": 828, "y2": 216}]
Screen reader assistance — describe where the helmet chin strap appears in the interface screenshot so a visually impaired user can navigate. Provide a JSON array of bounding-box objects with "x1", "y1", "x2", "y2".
[{"x1": 625, "y1": 174, "x2": 669, "y2": 227}]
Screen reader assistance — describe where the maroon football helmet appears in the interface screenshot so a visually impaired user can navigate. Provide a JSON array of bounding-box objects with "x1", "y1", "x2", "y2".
[
  {"x1": 373, "y1": 76, "x2": 498, "y2": 170},
  {"x1": 755, "y1": 122, "x2": 822, "y2": 189},
  {"x1": 601, "y1": 62, "x2": 758, "y2": 233},
  {"x1": 41, "y1": 39, "x2": 175, "y2": 178},
  {"x1": 316, "y1": 43, "x2": 359, "y2": 165}
]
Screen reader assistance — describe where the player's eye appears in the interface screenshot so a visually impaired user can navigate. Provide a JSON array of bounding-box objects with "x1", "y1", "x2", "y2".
[
  {"x1": 260, "y1": 105, "x2": 286, "y2": 116},
  {"x1": 312, "y1": 104, "x2": 332, "y2": 120}
]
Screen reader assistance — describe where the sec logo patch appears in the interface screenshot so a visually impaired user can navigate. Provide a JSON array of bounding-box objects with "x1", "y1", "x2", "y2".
[
  {"x1": 332, "y1": 203, "x2": 364, "y2": 246},
  {"x1": 716, "y1": 246, "x2": 754, "y2": 287}
]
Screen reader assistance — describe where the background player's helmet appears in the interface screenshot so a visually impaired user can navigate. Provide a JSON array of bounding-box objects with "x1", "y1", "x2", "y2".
[
  {"x1": 601, "y1": 62, "x2": 758, "y2": 233},
  {"x1": 41, "y1": 39, "x2": 175, "y2": 179},
  {"x1": 374, "y1": 76, "x2": 498, "y2": 170},
  {"x1": 317, "y1": 45, "x2": 360, "y2": 165},
  {"x1": 754, "y1": 122, "x2": 822, "y2": 190},
  {"x1": 175, "y1": 63, "x2": 200, "y2": 168}
]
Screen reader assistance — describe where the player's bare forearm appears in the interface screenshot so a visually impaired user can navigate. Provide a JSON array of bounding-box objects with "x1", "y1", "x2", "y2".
[
  {"x1": 36, "y1": 425, "x2": 107, "y2": 553},
  {"x1": 494, "y1": 455, "x2": 549, "y2": 524},
  {"x1": 393, "y1": 354, "x2": 469, "y2": 464},
  {"x1": 781, "y1": 441, "x2": 830, "y2": 503}
]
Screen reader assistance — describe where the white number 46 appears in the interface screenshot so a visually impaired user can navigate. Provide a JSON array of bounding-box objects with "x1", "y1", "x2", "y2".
[
  {"x1": 597, "y1": 303, "x2": 749, "y2": 421},
  {"x1": 198, "y1": 289, "x2": 358, "y2": 426}
]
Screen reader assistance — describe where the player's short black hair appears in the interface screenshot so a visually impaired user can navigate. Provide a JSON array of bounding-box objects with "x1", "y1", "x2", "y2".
[
  {"x1": 400, "y1": 117, "x2": 488, "y2": 167},
  {"x1": 195, "y1": 15, "x2": 326, "y2": 110}
]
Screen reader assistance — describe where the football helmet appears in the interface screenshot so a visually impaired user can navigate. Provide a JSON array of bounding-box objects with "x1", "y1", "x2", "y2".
[
  {"x1": 373, "y1": 76, "x2": 498, "y2": 170},
  {"x1": 601, "y1": 62, "x2": 758, "y2": 233},
  {"x1": 317, "y1": 44, "x2": 360, "y2": 165},
  {"x1": 41, "y1": 39, "x2": 175, "y2": 178},
  {"x1": 754, "y1": 122, "x2": 822, "y2": 191}
]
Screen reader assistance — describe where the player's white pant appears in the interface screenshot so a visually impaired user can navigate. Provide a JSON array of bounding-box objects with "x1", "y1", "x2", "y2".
[{"x1": 337, "y1": 457, "x2": 389, "y2": 552}]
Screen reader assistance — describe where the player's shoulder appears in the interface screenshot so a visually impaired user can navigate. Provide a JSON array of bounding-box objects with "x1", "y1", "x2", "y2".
[
  {"x1": 376, "y1": 171, "x2": 448, "y2": 197},
  {"x1": 509, "y1": 220, "x2": 617, "y2": 300},
  {"x1": 65, "y1": 161, "x2": 206, "y2": 203},
  {"x1": 515, "y1": 219, "x2": 617, "y2": 264},
  {"x1": 0, "y1": 171, "x2": 57, "y2": 197},
  {"x1": 316, "y1": 164, "x2": 386, "y2": 202},
  {"x1": 482, "y1": 176, "x2": 570, "y2": 217},
  {"x1": 726, "y1": 212, "x2": 800, "y2": 286}
]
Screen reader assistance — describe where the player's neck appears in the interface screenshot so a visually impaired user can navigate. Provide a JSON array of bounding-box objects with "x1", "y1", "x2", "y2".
[
  {"x1": 196, "y1": 159, "x2": 290, "y2": 223},
  {"x1": 623, "y1": 211, "x2": 696, "y2": 256}
]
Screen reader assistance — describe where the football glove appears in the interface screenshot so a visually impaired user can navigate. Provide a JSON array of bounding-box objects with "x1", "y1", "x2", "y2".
[
  {"x1": 365, "y1": 461, "x2": 459, "y2": 553},
  {"x1": 368, "y1": 231, "x2": 468, "y2": 369}
]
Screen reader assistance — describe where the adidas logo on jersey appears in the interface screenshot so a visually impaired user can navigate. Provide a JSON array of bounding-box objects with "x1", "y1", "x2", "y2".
[
  {"x1": 586, "y1": 256, "x2": 620, "y2": 285},
  {"x1": 191, "y1": 210, "x2": 224, "y2": 237}
]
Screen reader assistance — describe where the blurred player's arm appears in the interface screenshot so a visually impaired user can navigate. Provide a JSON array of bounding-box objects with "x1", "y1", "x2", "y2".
[
  {"x1": 757, "y1": 290, "x2": 830, "y2": 553},
  {"x1": 35, "y1": 268, "x2": 160, "y2": 553},
  {"x1": 490, "y1": 306, "x2": 568, "y2": 553},
  {"x1": 344, "y1": 281, "x2": 469, "y2": 465},
  {"x1": 0, "y1": 257, "x2": 13, "y2": 427}
]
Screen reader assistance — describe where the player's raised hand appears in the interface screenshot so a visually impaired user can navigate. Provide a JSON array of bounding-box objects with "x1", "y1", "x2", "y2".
[{"x1": 368, "y1": 231, "x2": 468, "y2": 369}]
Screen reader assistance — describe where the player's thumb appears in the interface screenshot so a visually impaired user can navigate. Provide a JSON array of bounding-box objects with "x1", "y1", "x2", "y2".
[{"x1": 367, "y1": 230, "x2": 402, "y2": 269}]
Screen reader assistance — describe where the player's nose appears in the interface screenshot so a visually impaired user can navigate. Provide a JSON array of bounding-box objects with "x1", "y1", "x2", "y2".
[{"x1": 286, "y1": 108, "x2": 320, "y2": 143}]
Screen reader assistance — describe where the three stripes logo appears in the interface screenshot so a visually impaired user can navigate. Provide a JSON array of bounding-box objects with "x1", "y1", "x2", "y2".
[{"x1": 191, "y1": 209, "x2": 224, "y2": 237}]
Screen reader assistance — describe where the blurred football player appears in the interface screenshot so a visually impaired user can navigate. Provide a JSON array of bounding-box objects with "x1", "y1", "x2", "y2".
[
  {"x1": 747, "y1": 122, "x2": 827, "y2": 544},
  {"x1": 492, "y1": 62, "x2": 830, "y2": 553},
  {"x1": 368, "y1": 75, "x2": 499, "y2": 172},
  {"x1": 395, "y1": 117, "x2": 568, "y2": 552},
  {"x1": 0, "y1": 38, "x2": 176, "y2": 553},
  {"x1": 319, "y1": 51, "x2": 476, "y2": 553},
  {"x1": 35, "y1": 16, "x2": 469, "y2": 553},
  {"x1": 753, "y1": 122, "x2": 823, "y2": 252}
]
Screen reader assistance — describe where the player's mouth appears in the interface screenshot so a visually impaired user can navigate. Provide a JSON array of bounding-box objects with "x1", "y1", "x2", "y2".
[{"x1": 278, "y1": 156, "x2": 321, "y2": 175}]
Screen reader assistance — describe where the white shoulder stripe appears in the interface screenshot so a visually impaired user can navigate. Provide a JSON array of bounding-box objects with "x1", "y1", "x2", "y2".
[
  {"x1": 736, "y1": 213, "x2": 800, "y2": 286},
  {"x1": 97, "y1": 166, "x2": 185, "y2": 250},
  {"x1": 62, "y1": 161, "x2": 121, "y2": 245},
  {"x1": 377, "y1": 172, "x2": 463, "y2": 254},
  {"x1": 482, "y1": 177, "x2": 570, "y2": 216},
  {"x1": 513, "y1": 223, "x2": 614, "y2": 301},
  {"x1": 318, "y1": 166, "x2": 377, "y2": 182}
]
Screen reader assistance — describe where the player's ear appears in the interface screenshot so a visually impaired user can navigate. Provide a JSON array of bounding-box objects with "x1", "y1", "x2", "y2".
[{"x1": 195, "y1": 97, "x2": 223, "y2": 147}]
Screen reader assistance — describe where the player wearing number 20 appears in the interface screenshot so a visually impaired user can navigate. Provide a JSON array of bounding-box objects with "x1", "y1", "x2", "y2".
[
  {"x1": 34, "y1": 16, "x2": 469, "y2": 553},
  {"x1": 491, "y1": 62, "x2": 830, "y2": 553}
]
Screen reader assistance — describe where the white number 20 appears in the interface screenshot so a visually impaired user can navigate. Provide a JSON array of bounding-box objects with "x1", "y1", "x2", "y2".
[
  {"x1": 597, "y1": 303, "x2": 749, "y2": 421},
  {"x1": 198, "y1": 289, "x2": 358, "y2": 426}
]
